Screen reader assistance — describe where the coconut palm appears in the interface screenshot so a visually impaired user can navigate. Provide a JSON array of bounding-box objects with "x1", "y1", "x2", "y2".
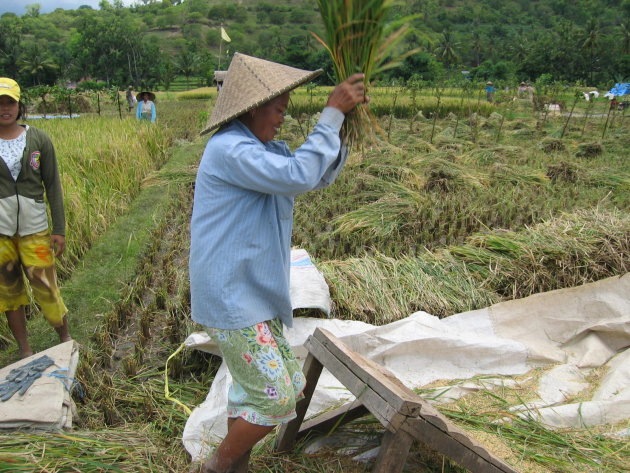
[
  {"x1": 470, "y1": 31, "x2": 483, "y2": 67},
  {"x1": 175, "y1": 48, "x2": 200, "y2": 88},
  {"x1": 17, "y1": 44, "x2": 59, "y2": 85},
  {"x1": 434, "y1": 30, "x2": 459, "y2": 71},
  {"x1": 581, "y1": 19, "x2": 602, "y2": 85}
]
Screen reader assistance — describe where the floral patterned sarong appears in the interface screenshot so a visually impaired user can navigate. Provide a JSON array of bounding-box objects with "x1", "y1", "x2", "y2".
[{"x1": 207, "y1": 318, "x2": 306, "y2": 426}]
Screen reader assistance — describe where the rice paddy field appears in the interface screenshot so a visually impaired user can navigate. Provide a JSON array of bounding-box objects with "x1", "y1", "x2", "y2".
[{"x1": 0, "y1": 85, "x2": 628, "y2": 472}]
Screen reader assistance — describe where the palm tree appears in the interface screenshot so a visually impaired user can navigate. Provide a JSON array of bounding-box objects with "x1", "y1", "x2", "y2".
[
  {"x1": 470, "y1": 31, "x2": 483, "y2": 67},
  {"x1": 582, "y1": 19, "x2": 602, "y2": 85},
  {"x1": 434, "y1": 30, "x2": 459, "y2": 72},
  {"x1": 17, "y1": 44, "x2": 58, "y2": 85},
  {"x1": 176, "y1": 49, "x2": 200, "y2": 88}
]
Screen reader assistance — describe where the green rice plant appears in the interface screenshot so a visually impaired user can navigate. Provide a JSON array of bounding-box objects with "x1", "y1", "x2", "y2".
[
  {"x1": 287, "y1": 88, "x2": 495, "y2": 119},
  {"x1": 313, "y1": 0, "x2": 418, "y2": 145},
  {"x1": 177, "y1": 87, "x2": 216, "y2": 100},
  {"x1": 30, "y1": 117, "x2": 172, "y2": 278}
]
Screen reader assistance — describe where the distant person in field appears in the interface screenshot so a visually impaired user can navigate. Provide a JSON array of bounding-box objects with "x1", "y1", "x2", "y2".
[
  {"x1": 517, "y1": 81, "x2": 534, "y2": 101},
  {"x1": 126, "y1": 85, "x2": 136, "y2": 112},
  {"x1": 485, "y1": 81, "x2": 496, "y2": 102},
  {"x1": 0, "y1": 77, "x2": 71, "y2": 359},
  {"x1": 135, "y1": 91, "x2": 156, "y2": 122},
  {"x1": 189, "y1": 53, "x2": 367, "y2": 473}
]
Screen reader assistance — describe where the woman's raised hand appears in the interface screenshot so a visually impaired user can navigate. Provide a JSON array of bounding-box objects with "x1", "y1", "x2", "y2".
[{"x1": 326, "y1": 73, "x2": 369, "y2": 114}]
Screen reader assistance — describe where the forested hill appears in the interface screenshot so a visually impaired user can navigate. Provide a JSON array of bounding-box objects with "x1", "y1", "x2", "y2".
[{"x1": 1, "y1": 0, "x2": 628, "y2": 89}]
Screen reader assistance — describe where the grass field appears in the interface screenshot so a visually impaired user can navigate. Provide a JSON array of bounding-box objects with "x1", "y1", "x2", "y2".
[{"x1": 0, "y1": 86, "x2": 628, "y2": 472}]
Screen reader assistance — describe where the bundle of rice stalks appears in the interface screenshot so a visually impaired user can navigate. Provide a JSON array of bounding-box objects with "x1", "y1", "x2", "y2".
[
  {"x1": 509, "y1": 121, "x2": 529, "y2": 130},
  {"x1": 539, "y1": 137, "x2": 565, "y2": 153},
  {"x1": 422, "y1": 158, "x2": 488, "y2": 192},
  {"x1": 313, "y1": 0, "x2": 417, "y2": 145},
  {"x1": 510, "y1": 127, "x2": 536, "y2": 137},
  {"x1": 492, "y1": 163, "x2": 550, "y2": 186},
  {"x1": 321, "y1": 252, "x2": 500, "y2": 323},
  {"x1": 585, "y1": 171, "x2": 630, "y2": 190},
  {"x1": 333, "y1": 190, "x2": 422, "y2": 237},
  {"x1": 445, "y1": 208, "x2": 629, "y2": 299},
  {"x1": 546, "y1": 161, "x2": 579, "y2": 182},
  {"x1": 443, "y1": 390, "x2": 629, "y2": 473},
  {"x1": 0, "y1": 430, "x2": 166, "y2": 472},
  {"x1": 575, "y1": 142, "x2": 604, "y2": 158},
  {"x1": 360, "y1": 162, "x2": 424, "y2": 187}
]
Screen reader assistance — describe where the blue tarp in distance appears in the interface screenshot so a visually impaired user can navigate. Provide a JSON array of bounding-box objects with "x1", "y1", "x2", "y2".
[{"x1": 607, "y1": 83, "x2": 630, "y2": 96}]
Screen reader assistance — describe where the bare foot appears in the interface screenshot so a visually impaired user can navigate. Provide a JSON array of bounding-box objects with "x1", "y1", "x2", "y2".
[
  {"x1": 188, "y1": 463, "x2": 218, "y2": 473},
  {"x1": 55, "y1": 316, "x2": 71, "y2": 343},
  {"x1": 188, "y1": 462, "x2": 218, "y2": 473}
]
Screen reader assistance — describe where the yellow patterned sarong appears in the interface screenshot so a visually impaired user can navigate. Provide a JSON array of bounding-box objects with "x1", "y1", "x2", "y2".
[{"x1": 0, "y1": 231, "x2": 67, "y2": 327}]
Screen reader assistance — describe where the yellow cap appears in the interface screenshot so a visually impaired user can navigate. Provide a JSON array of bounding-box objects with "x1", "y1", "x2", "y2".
[{"x1": 0, "y1": 78, "x2": 20, "y2": 102}]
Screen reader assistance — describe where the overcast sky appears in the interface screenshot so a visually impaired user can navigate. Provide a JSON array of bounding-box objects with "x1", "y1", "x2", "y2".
[{"x1": 1, "y1": 0, "x2": 137, "y2": 15}]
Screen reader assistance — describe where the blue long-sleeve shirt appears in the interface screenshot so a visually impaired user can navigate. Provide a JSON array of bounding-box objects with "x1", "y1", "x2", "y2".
[
  {"x1": 136, "y1": 101, "x2": 156, "y2": 122},
  {"x1": 189, "y1": 107, "x2": 347, "y2": 329}
]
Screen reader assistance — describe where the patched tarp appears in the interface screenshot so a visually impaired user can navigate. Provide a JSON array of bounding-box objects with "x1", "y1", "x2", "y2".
[
  {"x1": 182, "y1": 273, "x2": 630, "y2": 461},
  {"x1": 0, "y1": 341, "x2": 79, "y2": 431}
]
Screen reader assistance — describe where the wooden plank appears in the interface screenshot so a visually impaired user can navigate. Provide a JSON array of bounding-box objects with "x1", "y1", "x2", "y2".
[
  {"x1": 313, "y1": 328, "x2": 423, "y2": 417},
  {"x1": 296, "y1": 399, "x2": 369, "y2": 441},
  {"x1": 372, "y1": 429, "x2": 414, "y2": 473},
  {"x1": 402, "y1": 417, "x2": 521, "y2": 473},
  {"x1": 305, "y1": 335, "x2": 406, "y2": 432},
  {"x1": 275, "y1": 352, "x2": 323, "y2": 452},
  {"x1": 277, "y1": 328, "x2": 522, "y2": 473}
]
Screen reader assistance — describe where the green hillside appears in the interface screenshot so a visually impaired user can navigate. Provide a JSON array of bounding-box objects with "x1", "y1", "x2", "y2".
[{"x1": 1, "y1": 0, "x2": 629, "y2": 90}]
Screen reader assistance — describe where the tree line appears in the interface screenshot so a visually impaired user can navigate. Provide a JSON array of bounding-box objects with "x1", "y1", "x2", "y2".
[{"x1": 0, "y1": 0, "x2": 628, "y2": 91}]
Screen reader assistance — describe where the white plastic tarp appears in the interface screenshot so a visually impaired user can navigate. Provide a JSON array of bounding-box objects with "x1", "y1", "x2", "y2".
[{"x1": 182, "y1": 273, "x2": 630, "y2": 461}]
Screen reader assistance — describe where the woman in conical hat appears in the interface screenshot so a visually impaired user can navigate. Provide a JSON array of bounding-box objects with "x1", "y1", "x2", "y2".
[
  {"x1": 135, "y1": 91, "x2": 156, "y2": 122},
  {"x1": 190, "y1": 53, "x2": 366, "y2": 473}
]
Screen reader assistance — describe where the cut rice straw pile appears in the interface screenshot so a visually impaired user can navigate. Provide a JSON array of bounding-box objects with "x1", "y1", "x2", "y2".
[
  {"x1": 0, "y1": 430, "x2": 164, "y2": 472},
  {"x1": 321, "y1": 208, "x2": 629, "y2": 324}
]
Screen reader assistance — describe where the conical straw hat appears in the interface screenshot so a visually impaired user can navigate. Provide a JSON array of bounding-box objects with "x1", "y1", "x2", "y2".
[
  {"x1": 201, "y1": 53, "x2": 323, "y2": 135},
  {"x1": 136, "y1": 91, "x2": 156, "y2": 102}
]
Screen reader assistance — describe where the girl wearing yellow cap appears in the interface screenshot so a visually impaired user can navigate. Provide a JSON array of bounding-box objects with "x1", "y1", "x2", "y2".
[{"x1": 0, "y1": 77, "x2": 70, "y2": 359}]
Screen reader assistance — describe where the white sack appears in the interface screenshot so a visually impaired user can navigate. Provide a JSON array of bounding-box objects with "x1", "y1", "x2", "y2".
[
  {"x1": 289, "y1": 249, "x2": 331, "y2": 315},
  {"x1": 0, "y1": 341, "x2": 79, "y2": 431}
]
